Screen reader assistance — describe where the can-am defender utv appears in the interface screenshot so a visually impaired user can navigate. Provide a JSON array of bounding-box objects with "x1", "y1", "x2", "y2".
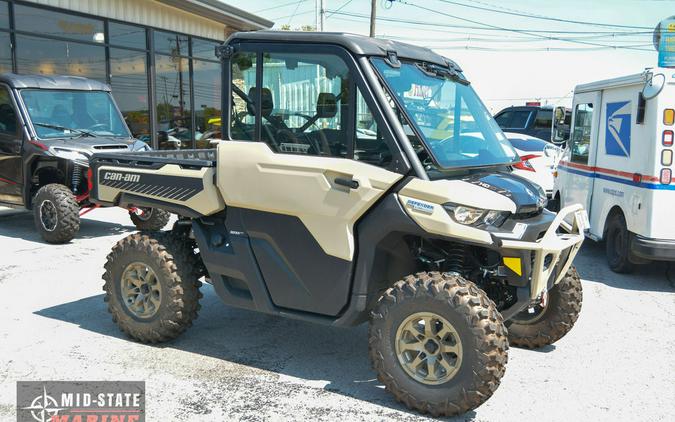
[
  {"x1": 0, "y1": 74, "x2": 170, "y2": 243},
  {"x1": 89, "y1": 32, "x2": 586, "y2": 416}
]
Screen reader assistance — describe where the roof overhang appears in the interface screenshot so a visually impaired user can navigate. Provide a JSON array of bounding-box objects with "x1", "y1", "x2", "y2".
[{"x1": 155, "y1": 0, "x2": 273, "y2": 31}]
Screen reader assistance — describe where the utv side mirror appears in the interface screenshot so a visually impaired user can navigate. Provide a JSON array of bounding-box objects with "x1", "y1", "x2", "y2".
[
  {"x1": 316, "y1": 93, "x2": 337, "y2": 118},
  {"x1": 552, "y1": 106, "x2": 569, "y2": 145}
]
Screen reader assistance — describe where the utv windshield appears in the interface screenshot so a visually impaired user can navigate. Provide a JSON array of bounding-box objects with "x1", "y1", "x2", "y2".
[
  {"x1": 372, "y1": 58, "x2": 518, "y2": 169},
  {"x1": 20, "y1": 90, "x2": 130, "y2": 139}
]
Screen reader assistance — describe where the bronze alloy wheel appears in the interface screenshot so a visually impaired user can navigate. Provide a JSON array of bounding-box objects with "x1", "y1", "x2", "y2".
[
  {"x1": 120, "y1": 262, "x2": 162, "y2": 319},
  {"x1": 39, "y1": 200, "x2": 58, "y2": 232},
  {"x1": 395, "y1": 311, "x2": 463, "y2": 385}
]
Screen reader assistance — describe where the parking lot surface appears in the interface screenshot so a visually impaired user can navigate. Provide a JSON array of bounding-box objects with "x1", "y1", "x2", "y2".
[{"x1": 1, "y1": 207, "x2": 673, "y2": 421}]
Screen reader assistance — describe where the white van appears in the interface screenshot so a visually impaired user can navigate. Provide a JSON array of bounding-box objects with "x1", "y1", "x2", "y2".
[{"x1": 553, "y1": 68, "x2": 675, "y2": 272}]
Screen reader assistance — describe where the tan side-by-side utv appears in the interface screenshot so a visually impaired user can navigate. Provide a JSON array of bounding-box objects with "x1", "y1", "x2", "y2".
[{"x1": 89, "y1": 31, "x2": 586, "y2": 417}]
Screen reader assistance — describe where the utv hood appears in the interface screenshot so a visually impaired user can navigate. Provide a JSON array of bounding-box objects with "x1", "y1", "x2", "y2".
[
  {"x1": 461, "y1": 172, "x2": 547, "y2": 214},
  {"x1": 42, "y1": 137, "x2": 149, "y2": 166}
]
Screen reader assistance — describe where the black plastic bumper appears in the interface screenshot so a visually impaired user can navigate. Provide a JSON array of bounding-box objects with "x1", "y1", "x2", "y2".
[{"x1": 631, "y1": 235, "x2": 675, "y2": 261}]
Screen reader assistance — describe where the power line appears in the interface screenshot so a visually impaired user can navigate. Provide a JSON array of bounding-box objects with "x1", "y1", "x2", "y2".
[
  {"x1": 253, "y1": 0, "x2": 307, "y2": 14},
  {"x1": 391, "y1": 1, "x2": 654, "y2": 51},
  {"x1": 326, "y1": 0, "x2": 355, "y2": 18},
  {"x1": 433, "y1": 0, "x2": 652, "y2": 30},
  {"x1": 287, "y1": 0, "x2": 305, "y2": 25}
]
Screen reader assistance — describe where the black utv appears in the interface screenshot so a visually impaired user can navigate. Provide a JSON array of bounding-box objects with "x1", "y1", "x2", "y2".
[{"x1": 0, "y1": 74, "x2": 169, "y2": 243}]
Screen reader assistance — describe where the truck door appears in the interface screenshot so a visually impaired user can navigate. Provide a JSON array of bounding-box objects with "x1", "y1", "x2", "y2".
[
  {"x1": 0, "y1": 85, "x2": 23, "y2": 204},
  {"x1": 216, "y1": 46, "x2": 405, "y2": 316},
  {"x1": 561, "y1": 91, "x2": 601, "y2": 213}
]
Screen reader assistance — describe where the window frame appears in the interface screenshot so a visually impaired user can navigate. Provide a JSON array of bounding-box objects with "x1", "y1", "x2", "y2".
[
  {"x1": 0, "y1": 82, "x2": 21, "y2": 139},
  {"x1": 224, "y1": 42, "x2": 405, "y2": 172},
  {"x1": 570, "y1": 102, "x2": 594, "y2": 165}
]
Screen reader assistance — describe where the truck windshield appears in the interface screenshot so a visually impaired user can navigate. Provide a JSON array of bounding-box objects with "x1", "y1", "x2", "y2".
[
  {"x1": 372, "y1": 58, "x2": 518, "y2": 169},
  {"x1": 20, "y1": 90, "x2": 130, "y2": 139}
]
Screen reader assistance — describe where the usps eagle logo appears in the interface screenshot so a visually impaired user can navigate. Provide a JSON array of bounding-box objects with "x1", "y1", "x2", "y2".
[{"x1": 605, "y1": 101, "x2": 632, "y2": 157}]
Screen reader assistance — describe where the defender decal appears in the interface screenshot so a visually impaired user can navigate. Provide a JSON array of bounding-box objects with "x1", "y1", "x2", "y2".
[
  {"x1": 606, "y1": 101, "x2": 631, "y2": 157},
  {"x1": 405, "y1": 199, "x2": 435, "y2": 214}
]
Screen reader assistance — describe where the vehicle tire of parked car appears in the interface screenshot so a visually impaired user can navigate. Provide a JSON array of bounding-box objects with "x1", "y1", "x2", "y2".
[
  {"x1": 129, "y1": 208, "x2": 171, "y2": 231},
  {"x1": 102, "y1": 232, "x2": 202, "y2": 343},
  {"x1": 33, "y1": 183, "x2": 80, "y2": 244},
  {"x1": 605, "y1": 212, "x2": 635, "y2": 273},
  {"x1": 506, "y1": 266, "x2": 582, "y2": 349},
  {"x1": 368, "y1": 272, "x2": 508, "y2": 417}
]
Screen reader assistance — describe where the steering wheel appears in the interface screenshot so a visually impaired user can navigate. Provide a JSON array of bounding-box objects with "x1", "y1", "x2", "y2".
[{"x1": 88, "y1": 123, "x2": 109, "y2": 132}]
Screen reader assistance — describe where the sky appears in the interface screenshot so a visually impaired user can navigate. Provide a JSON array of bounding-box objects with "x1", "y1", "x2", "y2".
[{"x1": 237, "y1": 0, "x2": 673, "y2": 113}]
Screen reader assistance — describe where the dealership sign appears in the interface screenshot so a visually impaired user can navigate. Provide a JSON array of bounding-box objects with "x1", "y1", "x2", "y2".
[
  {"x1": 654, "y1": 17, "x2": 675, "y2": 68},
  {"x1": 16, "y1": 381, "x2": 144, "y2": 422}
]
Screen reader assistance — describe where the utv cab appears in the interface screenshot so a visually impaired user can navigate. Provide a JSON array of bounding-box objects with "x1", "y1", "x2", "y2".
[{"x1": 0, "y1": 74, "x2": 169, "y2": 243}]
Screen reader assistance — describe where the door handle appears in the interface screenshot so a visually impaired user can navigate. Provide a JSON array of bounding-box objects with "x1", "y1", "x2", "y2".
[{"x1": 334, "y1": 177, "x2": 359, "y2": 189}]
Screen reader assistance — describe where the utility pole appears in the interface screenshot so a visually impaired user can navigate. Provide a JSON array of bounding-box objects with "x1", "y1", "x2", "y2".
[
  {"x1": 369, "y1": 0, "x2": 376, "y2": 37},
  {"x1": 316, "y1": 0, "x2": 325, "y2": 31}
]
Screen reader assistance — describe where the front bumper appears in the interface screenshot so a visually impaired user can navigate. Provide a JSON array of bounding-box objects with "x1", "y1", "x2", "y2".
[
  {"x1": 495, "y1": 204, "x2": 586, "y2": 299},
  {"x1": 631, "y1": 235, "x2": 675, "y2": 261}
]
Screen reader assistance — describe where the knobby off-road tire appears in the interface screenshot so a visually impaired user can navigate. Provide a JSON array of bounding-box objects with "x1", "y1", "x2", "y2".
[
  {"x1": 33, "y1": 183, "x2": 80, "y2": 244},
  {"x1": 102, "y1": 232, "x2": 202, "y2": 343},
  {"x1": 507, "y1": 266, "x2": 583, "y2": 349},
  {"x1": 129, "y1": 208, "x2": 171, "y2": 231},
  {"x1": 369, "y1": 272, "x2": 508, "y2": 417},
  {"x1": 605, "y1": 213, "x2": 635, "y2": 273}
]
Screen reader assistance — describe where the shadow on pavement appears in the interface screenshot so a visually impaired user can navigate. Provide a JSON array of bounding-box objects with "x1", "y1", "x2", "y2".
[
  {"x1": 573, "y1": 241, "x2": 674, "y2": 293},
  {"x1": 0, "y1": 210, "x2": 134, "y2": 243},
  {"x1": 36, "y1": 286, "x2": 478, "y2": 421}
]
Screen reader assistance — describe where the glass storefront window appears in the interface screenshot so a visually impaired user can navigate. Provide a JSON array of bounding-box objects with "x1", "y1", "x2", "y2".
[
  {"x1": 191, "y1": 37, "x2": 219, "y2": 61},
  {"x1": 108, "y1": 22, "x2": 146, "y2": 50},
  {"x1": 15, "y1": 35, "x2": 106, "y2": 82},
  {"x1": 154, "y1": 30, "x2": 189, "y2": 56},
  {"x1": 155, "y1": 54, "x2": 191, "y2": 149},
  {"x1": 0, "y1": 32, "x2": 11, "y2": 73},
  {"x1": 0, "y1": 1, "x2": 9, "y2": 29},
  {"x1": 14, "y1": 4, "x2": 105, "y2": 43},
  {"x1": 193, "y1": 59, "x2": 221, "y2": 147},
  {"x1": 110, "y1": 48, "x2": 150, "y2": 140}
]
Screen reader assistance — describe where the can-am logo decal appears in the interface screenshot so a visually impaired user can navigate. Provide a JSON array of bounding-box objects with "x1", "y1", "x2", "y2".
[
  {"x1": 606, "y1": 101, "x2": 631, "y2": 157},
  {"x1": 406, "y1": 199, "x2": 435, "y2": 214},
  {"x1": 16, "y1": 381, "x2": 145, "y2": 422},
  {"x1": 103, "y1": 171, "x2": 141, "y2": 183}
]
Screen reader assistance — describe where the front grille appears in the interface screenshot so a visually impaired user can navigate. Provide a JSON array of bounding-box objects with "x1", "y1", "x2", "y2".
[
  {"x1": 93, "y1": 144, "x2": 129, "y2": 150},
  {"x1": 511, "y1": 208, "x2": 543, "y2": 220}
]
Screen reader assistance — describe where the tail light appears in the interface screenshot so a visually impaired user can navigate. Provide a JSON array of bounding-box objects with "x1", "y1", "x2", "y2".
[
  {"x1": 665, "y1": 109, "x2": 675, "y2": 126},
  {"x1": 86, "y1": 168, "x2": 93, "y2": 192},
  {"x1": 663, "y1": 130, "x2": 673, "y2": 146},
  {"x1": 661, "y1": 168, "x2": 672, "y2": 185},
  {"x1": 513, "y1": 154, "x2": 540, "y2": 172}
]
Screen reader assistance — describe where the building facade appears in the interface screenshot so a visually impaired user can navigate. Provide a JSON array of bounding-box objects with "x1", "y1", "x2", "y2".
[{"x1": 0, "y1": 0, "x2": 272, "y2": 148}]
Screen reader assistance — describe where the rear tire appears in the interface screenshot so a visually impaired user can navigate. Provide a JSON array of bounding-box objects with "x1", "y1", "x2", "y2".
[
  {"x1": 33, "y1": 183, "x2": 80, "y2": 244},
  {"x1": 369, "y1": 272, "x2": 508, "y2": 417},
  {"x1": 507, "y1": 266, "x2": 582, "y2": 349},
  {"x1": 605, "y1": 213, "x2": 634, "y2": 273},
  {"x1": 129, "y1": 207, "x2": 170, "y2": 231},
  {"x1": 102, "y1": 232, "x2": 202, "y2": 343}
]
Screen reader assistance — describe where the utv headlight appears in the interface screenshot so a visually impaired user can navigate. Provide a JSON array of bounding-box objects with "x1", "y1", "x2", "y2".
[{"x1": 443, "y1": 203, "x2": 509, "y2": 227}]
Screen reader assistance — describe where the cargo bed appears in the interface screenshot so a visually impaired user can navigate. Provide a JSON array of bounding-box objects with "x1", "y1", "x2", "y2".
[{"x1": 89, "y1": 149, "x2": 225, "y2": 218}]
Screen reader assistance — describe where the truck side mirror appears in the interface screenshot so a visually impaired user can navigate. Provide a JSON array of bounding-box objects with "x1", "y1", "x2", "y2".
[
  {"x1": 551, "y1": 106, "x2": 568, "y2": 146},
  {"x1": 316, "y1": 93, "x2": 337, "y2": 118}
]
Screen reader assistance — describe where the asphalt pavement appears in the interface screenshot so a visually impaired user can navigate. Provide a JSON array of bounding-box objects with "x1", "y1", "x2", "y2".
[{"x1": 1, "y1": 207, "x2": 673, "y2": 421}]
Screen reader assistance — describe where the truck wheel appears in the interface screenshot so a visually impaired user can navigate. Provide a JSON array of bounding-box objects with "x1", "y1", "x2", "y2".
[
  {"x1": 102, "y1": 232, "x2": 202, "y2": 343},
  {"x1": 369, "y1": 272, "x2": 508, "y2": 417},
  {"x1": 507, "y1": 266, "x2": 582, "y2": 349},
  {"x1": 605, "y1": 213, "x2": 635, "y2": 273},
  {"x1": 129, "y1": 207, "x2": 170, "y2": 231},
  {"x1": 33, "y1": 183, "x2": 80, "y2": 244}
]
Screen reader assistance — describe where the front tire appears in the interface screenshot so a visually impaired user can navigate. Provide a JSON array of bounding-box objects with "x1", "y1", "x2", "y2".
[
  {"x1": 129, "y1": 207, "x2": 170, "y2": 231},
  {"x1": 605, "y1": 212, "x2": 635, "y2": 273},
  {"x1": 369, "y1": 272, "x2": 508, "y2": 417},
  {"x1": 33, "y1": 183, "x2": 80, "y2": 244},
  {"x1": 102, "y1": 232, "x2": 202, "y2": 343},
  {"x1": 507, "y1": 266, "x2": 582, "y2": 349}
]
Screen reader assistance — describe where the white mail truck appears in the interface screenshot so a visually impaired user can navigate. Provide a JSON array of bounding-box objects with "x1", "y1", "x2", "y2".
[{"x1": 553, "y1": 68, "x2": 675, "y2": 272}]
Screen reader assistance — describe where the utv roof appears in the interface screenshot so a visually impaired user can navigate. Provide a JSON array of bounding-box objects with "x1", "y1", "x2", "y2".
[
  {"x1": 0, "y1": 73, "x2": 110, "y2": 91},
  {"x1": 227, "y1": 31, "x2": 459, "y2": 69}
]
